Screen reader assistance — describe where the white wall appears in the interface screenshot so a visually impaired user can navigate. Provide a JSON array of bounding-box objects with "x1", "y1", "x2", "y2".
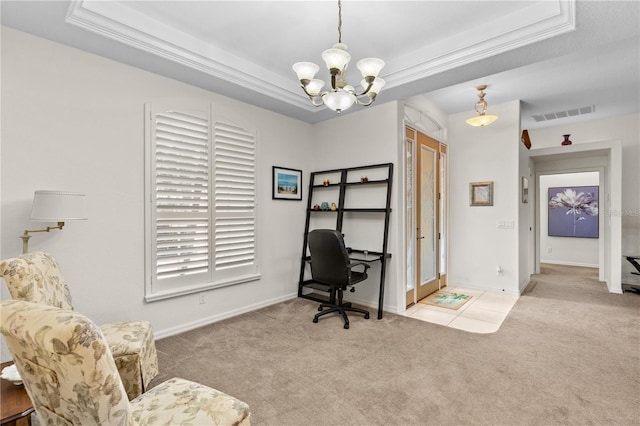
[
  {"x1": 0, "y1": 28, "x2": 314, "y2": 360},
  {"x1": 310, "y1": 101, "x2": 403, "y2": 313},
  {"x1": 447, "y1": 100, "x2": 522, "y2": 295},
  {"x1": 539, "y1": 172, "x2": 600, "y2": 267},
  {"x1": 529, "y1": 114, "x2": 639, "y2": 283}
]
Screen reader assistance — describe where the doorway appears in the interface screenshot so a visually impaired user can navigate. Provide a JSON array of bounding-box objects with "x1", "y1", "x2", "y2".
[{"x1": 405, "y1": 126, "x2": 447, "y2": 306}]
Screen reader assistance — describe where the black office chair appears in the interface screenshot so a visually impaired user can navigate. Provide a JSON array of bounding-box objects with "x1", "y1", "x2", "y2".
[{"x1": 308, "y1": 229, "x2": 370, "y2": 329}]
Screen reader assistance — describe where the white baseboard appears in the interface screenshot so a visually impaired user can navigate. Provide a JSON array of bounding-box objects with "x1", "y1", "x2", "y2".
[
  {"x1": 540, "y1": 260, "x2": 599, "y2": 268},
  {"x1": 153, "y1": 292, "x2": 298, "y2": 340}
]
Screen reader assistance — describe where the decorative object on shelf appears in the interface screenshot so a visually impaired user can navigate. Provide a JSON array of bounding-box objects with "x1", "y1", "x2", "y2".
[
  {"x1": 469, "y1": 181, "x2": 494, "y2": 206},
  {"x1": 272, "y1": 166, "x2": 302, "y2": 200},
  {"x1": 465, "y1": 85, "x2": 499, "y2": 127},
  {"x1": 548, "y1": 186, "x2": 599, "y2": 238},
  {"x1": 21, "y1": 190, "x2": 88, "y2": 254},
  {"x1": 323, "y1": 179, "x2": 330, "y2": 186},
  {"x1": 292, "y1": 0, "x2": 385, "y2": 113},
  {"x1": 561, "y1": 134, "x2": 572, "y2": 146},
  {"x1": 313, "y1": 204, "x2": 320, "y2": 211},
  {"x1": 360, "y1": 176, "x2": 369, "y2": 183},
  {"x1": 522, "y1": 176, "x2": 529, "y2": 204},
  {"x1": 330, "y1": 202, "x2": 337, "y2": 211},
  {"x1": 320, "y1": 202, "x2": 330, "y2": 211},
  {"x1": 521, "y1": 129, "x2": 531, "y2": 149}
]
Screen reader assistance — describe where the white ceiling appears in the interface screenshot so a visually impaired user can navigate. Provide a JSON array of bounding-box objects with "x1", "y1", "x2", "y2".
[{"x1": 2, "y1": 1, "x2": 639, "y2": 129}]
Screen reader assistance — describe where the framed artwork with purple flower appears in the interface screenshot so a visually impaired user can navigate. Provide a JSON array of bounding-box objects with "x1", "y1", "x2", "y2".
[{"x1": 548, "y1": 186, "x2": 599, "y2": 238}]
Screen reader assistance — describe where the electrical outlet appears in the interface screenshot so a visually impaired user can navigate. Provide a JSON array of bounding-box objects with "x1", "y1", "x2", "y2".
[{"x1": 198, "y1": 293, "x2": 206, "y2": 304}]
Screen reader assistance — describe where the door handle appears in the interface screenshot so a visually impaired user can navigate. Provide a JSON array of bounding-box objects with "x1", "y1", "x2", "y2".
[{"x1": 417, "y1": 236, "x2": 425, "y2": 240}]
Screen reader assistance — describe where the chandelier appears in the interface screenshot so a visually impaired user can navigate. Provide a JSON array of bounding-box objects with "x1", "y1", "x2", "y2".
[
  {"x1": 466, "y1": 85, "x2": 499, "y2": 127},
  {"x1": 292, "y1": 0, "x2": 385, "y2": 113}
]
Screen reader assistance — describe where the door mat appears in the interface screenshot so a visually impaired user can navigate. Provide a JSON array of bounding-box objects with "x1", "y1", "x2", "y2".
[{"x1": 420, "y1": 291, "x2": 472, "y2": 310}]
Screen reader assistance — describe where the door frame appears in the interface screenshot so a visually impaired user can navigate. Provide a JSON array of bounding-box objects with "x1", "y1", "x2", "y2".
[{"x1": 405, "y1": 125, "x2": 448, "y2": 306}]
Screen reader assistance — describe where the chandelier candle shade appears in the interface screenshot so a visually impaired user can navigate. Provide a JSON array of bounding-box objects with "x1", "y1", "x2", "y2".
[
  {"x1": 466, "y1": 85, "x2": 499, "y2": 127},
  {"x1": 292, "y1": 0, "x2": 385, "y2": 113}
]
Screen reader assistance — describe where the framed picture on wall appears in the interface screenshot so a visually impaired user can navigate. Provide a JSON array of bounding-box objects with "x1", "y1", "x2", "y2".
[
  {"x1": 272, "y1": 166, "x2": 302, "y2": 200},
  {"x1": 469, "y1": 181, "x2": 493, "y2": 206},
  {"x1": 548, "y1": 186, "x2": 599, "y2": 238}
]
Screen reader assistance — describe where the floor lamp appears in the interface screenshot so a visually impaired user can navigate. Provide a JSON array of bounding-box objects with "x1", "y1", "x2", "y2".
[{"x1": 21, "y1": 190, "x2": 88, "y2": 254}]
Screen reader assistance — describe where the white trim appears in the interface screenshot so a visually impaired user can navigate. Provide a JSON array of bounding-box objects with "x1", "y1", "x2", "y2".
[
  {"x1": 153, "y1": 292, "x2": 297, "y2": 339},
  {"x1": 66, "y1": 0, "x2": 575, "y2": 113},
  {"x1": 540, "y1": 260, "x2": 599, "y2": 268}
]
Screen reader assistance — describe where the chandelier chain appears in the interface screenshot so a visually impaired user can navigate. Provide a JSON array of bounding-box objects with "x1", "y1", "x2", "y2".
[{"x1": 337, "y1": 0, "x2": 342, "y2": 43}]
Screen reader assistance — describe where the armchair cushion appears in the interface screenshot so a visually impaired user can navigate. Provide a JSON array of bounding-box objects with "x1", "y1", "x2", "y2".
[
  {"x1": 131, "y1": 378, "x2": 251, "y2": 425},
  {"x1": 0, "y1": 251, "x2": 73, "y2": 310},
  {"x1": 100, "y1": 321, "x2": 159, "y2": 401}
]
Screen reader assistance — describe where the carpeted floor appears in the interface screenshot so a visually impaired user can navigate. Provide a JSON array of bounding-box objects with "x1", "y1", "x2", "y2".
[{"x1": 151, "y1": 264, "x2": 640, "y2": 425}]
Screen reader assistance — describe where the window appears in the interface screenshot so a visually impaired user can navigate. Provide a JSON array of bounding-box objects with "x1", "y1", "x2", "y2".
[{"x1": 145, "y1": 103, "x2": 259, "y2": 301}]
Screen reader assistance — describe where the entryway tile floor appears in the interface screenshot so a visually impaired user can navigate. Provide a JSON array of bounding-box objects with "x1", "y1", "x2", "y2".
[{"x1": 402, "y1": 286, "x2": 519, "y2": 333}]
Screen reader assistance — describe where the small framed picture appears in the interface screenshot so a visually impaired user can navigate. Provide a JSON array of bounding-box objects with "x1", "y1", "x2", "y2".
[
  {"x1": 470, "y1": 181, "x2": 493, "y2": 206},
  {"x1": 272, "y1": 166, "x2": 302, "y2": 200},
  {"x1": 522, "y1": 177, "x2": 529, "y2": 204}
]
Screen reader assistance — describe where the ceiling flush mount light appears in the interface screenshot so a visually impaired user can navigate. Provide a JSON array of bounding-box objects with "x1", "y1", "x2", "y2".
[
  {"x1": 292, "y1": 0, "x2": 385, "y2": 113},
  {"x1": 466, "y1": 85, "x2": 499, "y2": 127},
  {"x1": 21, "y1": 190, "x2": 88, "y2": 253}
]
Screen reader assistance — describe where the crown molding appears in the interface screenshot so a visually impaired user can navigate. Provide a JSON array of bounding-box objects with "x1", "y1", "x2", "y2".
[
  {"x1": 66, "y1": 0, "x2": 315, "y2": 111},
  {"x1": 66, "y1": 0, "x2": 575, "y2": 113}
]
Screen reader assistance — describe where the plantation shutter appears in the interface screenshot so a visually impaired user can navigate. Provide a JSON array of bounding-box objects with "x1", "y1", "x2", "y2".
[
  {"x1": 213, "y1": 121, "x2": 257, "y2": 280},
  {"x1": 145, "y1": 103, "x2": 260, "y2": 301},
  {"x1": 154, "y1": 108, "x2": 211, "y2": 288}
]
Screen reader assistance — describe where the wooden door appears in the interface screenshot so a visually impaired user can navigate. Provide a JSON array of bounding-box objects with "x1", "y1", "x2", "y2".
[{"x1": 406, "y1": 127, "x2": 446, "y2": 306}]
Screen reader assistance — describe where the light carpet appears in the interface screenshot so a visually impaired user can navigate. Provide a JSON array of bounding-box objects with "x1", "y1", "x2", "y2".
[{"x1": 151, "y1": 264, "x2": 639, "y2": 425}]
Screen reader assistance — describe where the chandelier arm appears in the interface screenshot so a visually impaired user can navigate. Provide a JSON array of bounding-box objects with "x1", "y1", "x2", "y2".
[
  {"x1": 354, "y1": 94, "x2": 376, "y2": 106},
  {"x1": 352, "y1": 81, "x2": 374, "y2": 97}
]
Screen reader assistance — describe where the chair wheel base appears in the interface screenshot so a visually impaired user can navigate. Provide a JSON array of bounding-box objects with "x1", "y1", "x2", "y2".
[
  {"x1": 344, "y1": 323, "x2": 349, "y2": 329},
  {"x1": 312, "y1": 318, "x2": 318, "y2": 323},
  {"x1": 364, "y1": 313, "x2": 370, "y2": 319}
]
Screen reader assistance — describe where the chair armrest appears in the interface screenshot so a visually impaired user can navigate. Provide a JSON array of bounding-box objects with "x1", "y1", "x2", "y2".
[{"x1": 348, "y1": 261, "x2": 371, "y2": 273}]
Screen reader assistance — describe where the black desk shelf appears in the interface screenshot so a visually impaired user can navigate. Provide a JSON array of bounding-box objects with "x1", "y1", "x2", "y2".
[{"x1": 298, "y1": 163, "x2": 393, "y2": 319}]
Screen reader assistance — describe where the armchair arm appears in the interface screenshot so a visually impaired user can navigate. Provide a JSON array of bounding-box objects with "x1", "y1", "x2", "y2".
[{"x1": 347, "y1": 261, "x2": 371, "y2": 274}]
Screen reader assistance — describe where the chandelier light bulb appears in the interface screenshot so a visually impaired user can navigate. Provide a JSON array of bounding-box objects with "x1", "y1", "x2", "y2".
[
  {"x1": 322, "y1": 43, "x2": 351, "y2": 72},
  {"x1": 306, "y1": 79, "x2": 325, "y2": 96},
  {"x1": 356, "y1": 58, "x2": 385, "y2": 78},
  {"x1": 292, "y1": 62, "x2": 319, "y2": 81}
]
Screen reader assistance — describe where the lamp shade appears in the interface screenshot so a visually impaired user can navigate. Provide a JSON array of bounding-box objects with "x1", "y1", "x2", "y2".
[
  {"x1": 306, "y1": 79, "x2": 325, "y2": 96},
  {"x1": 356, "y1": 58, "x2": 385, "y2": 78},
  {"x1": 322, "y1": 43, "x2": 351, "y2": 71},
  {"x1": 292, "y1": 62, "x2": 319, "y2": 81},
  {"x1": 322, "y1": 90, "x2": 356, "y2": 113},
  {"x1": 465, "y1": 114, "x2": 499, "y2": 127},
  {"x1": 30, "y1": 190, "x2": 88, "y2": 221}
]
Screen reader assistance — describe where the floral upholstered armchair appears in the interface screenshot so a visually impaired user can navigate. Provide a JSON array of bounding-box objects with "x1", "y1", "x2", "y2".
[
  {"x1": 0, "y1": 252, "x2": 158, "y2": 400},
  {"x1": 1, "y1": 300, "x2": 251, "y2": 425}
]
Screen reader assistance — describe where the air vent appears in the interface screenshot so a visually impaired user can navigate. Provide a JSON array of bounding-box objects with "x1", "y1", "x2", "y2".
[{"x1": 532, "y1": 105, "x2": 595, "y2": 122}]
